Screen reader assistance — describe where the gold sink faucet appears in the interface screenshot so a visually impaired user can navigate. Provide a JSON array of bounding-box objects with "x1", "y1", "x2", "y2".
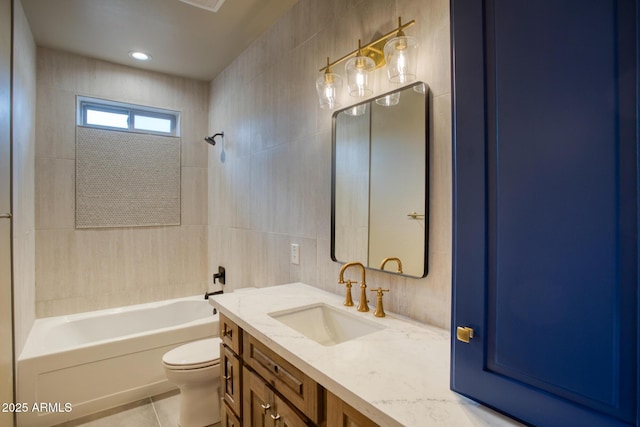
[
  {"x1": 380, "y1": 257, "x2": 403, "y2": 274},
  {"x1": 338, "y1": 262, "x2": 369, "y2": 312}
]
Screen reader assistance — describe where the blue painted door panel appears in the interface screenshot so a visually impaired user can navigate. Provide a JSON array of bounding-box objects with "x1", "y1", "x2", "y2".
[{"x1": 451, "y1": 0, "x2": 638, "y2": 425}]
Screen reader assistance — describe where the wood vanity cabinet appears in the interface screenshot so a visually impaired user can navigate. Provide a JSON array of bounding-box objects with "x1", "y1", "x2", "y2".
[
  {"x1": 243, "y1": 333, "x2": 322, "y2": 424},
  {"x1": 220, "y1": 312, "x2": 242, "y2": 353},
  {"x1": 326, "y1": 391, "x2": 379, "y2": 427},
  {"x1": 244, "y1": 367, "x2": 307, "y2": 427},
  {"x1": 220, "y1": 313, "x2": 243, "y2": 420},
  {"x1": 221, "y1": 403, "x2": 242, "y2": 427},
  {"x1": 218, "y1": 312, "x2": 379, "y2": 427},
  {"x1": 221, "y1": 343, "x2": 242, "y2": 418}
]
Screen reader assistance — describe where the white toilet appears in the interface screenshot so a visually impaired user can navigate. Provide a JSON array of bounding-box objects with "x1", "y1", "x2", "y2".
[{"x1": 162, "y1": 337, "x2": 222, "y2": 427}]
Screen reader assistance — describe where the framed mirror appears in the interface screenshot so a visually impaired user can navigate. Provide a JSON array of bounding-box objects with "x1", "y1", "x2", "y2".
[{"x1": 331, "y1": 81, "x2": 429, "y2": 278}]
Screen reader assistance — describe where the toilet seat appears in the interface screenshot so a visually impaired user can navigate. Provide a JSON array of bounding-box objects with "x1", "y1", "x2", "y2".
[{"x1": 162, "y1": 337, "x2": 221, "y2": 370}]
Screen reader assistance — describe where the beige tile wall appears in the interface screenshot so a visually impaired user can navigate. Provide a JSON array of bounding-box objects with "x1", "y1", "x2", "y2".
[
  {"x1": 208, "y1": 0, "x2": 452, "y2": 329},
  {"x1": 35, "y1": 48, "x2": 210, "y2": 317},
  {"x1": 13, "y1": 0, "x2": 37, "y2": 354}
]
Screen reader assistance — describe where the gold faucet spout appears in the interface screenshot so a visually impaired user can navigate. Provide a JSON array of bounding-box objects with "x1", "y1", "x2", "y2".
[
  {"x1": 380, "y1": 257, "x2": 403, "y2": 274},
  {"x1": 338, "y1": 261, "x2": 365, "y2": 284},
  {"x1": 338, "y1": 262, "x2": 369, "y2": 312}
]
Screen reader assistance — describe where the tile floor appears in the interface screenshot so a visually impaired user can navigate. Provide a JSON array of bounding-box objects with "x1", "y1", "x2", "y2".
[{"x1": 52, "y1": 390, "x2": 221, "y2": 427}]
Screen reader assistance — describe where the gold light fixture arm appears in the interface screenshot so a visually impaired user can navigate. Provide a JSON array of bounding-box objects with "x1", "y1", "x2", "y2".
[{"x1": 319, "y1": 17, "x2": 415, "y2": 72}]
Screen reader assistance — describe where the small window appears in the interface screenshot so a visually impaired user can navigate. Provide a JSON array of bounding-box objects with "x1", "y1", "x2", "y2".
[
  {"x1": 77, "y1": 96, "x2": 180, "y2": 136},
  {"x1": 85, "y1": 106, "x2": 129, "y2": 129}
]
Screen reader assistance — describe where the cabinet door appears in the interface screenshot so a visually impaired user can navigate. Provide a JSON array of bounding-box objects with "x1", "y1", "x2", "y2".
[
  {"x1": 222, "y1": 344, "x2": 242, "y2": 419},
  {"x1": 451, "y1": 1, "x2": 638, "y2": 426},
  {"x1": 221, "y1": 401, "x2": 242, "y2": 427},
  {"x1": 244, "y1": 367, "x2": 309, "y2": 427},
  {"x1": 326, "y1": 391, "x2": 378, "y2": 427},
  {"x1": 272, "y1": 394, "x2": 307, "y2": 427},
  {"x1": 243, "y1": 367, "x2": 273, "y2": 427}
]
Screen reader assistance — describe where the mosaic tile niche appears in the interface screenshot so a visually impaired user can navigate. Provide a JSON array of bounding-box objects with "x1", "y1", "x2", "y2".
[{"x1": 75, "y1": 126, "x2": 181, "y2": 228}]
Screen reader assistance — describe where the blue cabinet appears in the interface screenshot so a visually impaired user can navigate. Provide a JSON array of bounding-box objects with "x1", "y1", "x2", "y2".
[{"x1": 450, "y1": 1, "x2": 638, "y2": 425}]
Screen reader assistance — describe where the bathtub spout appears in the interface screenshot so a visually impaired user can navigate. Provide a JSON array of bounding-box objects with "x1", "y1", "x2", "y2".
[{"x1": 204, "y1": 290, "x2": 223, "y2": 300}]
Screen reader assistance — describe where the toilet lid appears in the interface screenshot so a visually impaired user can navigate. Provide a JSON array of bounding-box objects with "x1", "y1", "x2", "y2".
[{"x1": 162, "y1": 337, "x2": 221, "y2": 368}]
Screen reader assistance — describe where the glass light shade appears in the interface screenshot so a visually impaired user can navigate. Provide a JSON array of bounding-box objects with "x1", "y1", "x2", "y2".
[
  {"x1": 344, "y1": 103, "x2": 368, "y2": 116},
  {"x1": 375, "y1": 91, "x2": 401, "y2": 107},
  {"x1": 316, "y1": 72, "x2": 343, "y2": 110},
  {"x1": 413, "y1": 82, "x2": 427, "y2": 94},
  {"x1": 384, "y1": 35, "x2": 418, "y2": 84},
  {"x1": 345, "y1": 55, "x2": 375, "y2": 98}
]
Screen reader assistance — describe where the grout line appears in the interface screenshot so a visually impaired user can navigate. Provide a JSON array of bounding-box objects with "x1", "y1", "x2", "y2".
[{"x1": 150, "y1": 398, "x2": 162, "y2": 427}]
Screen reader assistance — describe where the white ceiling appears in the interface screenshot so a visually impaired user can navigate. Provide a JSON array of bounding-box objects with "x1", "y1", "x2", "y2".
[{"x1": 20, "y1": 0, "x2": 298, "y2": 81}]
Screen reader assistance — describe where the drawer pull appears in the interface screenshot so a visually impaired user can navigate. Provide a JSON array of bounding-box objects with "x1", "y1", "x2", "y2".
[
  {"x1": 223, "y1": 328, "x2": 233, "y2": 338},
  {"x1": 223, "y1": 375, "x2": 231, "y2": 381},
  {"x1": 260, "y1": 403, "x2": 271, "y2": 413},
  {"x1": 456, "y1": 326, "x2": 474, "y2": 343},
  {"x1": 270, "y1": 413, "x2": 281, "y2": 421}
]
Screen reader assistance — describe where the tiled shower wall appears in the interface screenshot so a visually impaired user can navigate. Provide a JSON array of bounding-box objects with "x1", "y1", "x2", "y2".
[
  {"x1": 35, "y1": 48, "x2": 210, "y2": 317},
  {"x1": 208, "y1": 0, "x2": 452, "y2": 329},
  {"x1": 13, "y1": 0, "x2": 36, "y2": 354}
]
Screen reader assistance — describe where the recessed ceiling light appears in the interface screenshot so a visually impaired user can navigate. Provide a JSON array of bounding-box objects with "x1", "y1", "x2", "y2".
[
  {"x1": 178, "y1": 0, "x2": 226, "y2": 13},
  {"x1": 128, "y1": 51, "x2": 151, "y2": 61}
]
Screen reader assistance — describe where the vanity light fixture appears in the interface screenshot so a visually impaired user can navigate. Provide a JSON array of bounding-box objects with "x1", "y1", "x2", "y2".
[
  {"x1": 316, "y1": 17, "x2": 416, "y2": 109},
  {"x1": 316, "y1": 57, "x2": 344, "y2": 110},
  {"x1": 384, "y1": 18, "x2": 419, "y2": 83},
  {"x1": 345, "y1": 40, "x2": 376, "y2": 98}
]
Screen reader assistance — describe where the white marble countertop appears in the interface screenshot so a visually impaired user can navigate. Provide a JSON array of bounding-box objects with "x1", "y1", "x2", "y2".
[{"x1": 209, "y1": 283, "x2": 523, "y2": 427}]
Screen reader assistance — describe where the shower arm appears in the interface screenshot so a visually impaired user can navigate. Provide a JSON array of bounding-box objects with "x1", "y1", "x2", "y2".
[{"x1": 204, "y1": 132, "x2": 224, "y2": 146}]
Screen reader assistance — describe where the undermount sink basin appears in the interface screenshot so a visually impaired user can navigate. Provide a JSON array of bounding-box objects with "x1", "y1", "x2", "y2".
[{"x1": 268, "y1": 303, "x2": 385, "y2": 346}]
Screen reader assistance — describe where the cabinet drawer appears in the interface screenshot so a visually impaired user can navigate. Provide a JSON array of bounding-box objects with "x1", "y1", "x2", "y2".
[
  {"x1": 220, "y1": 313, "x2": 242, "y2": 355},
  {"x1": 221, "y1": 401, "x2": 241, "y2": 427},
  {"x1": 244, "y1": 334, "x2": 322, "y2": 424},
  {"x1": 221, "y1": 343, "x2": 242, "y2": 418}
]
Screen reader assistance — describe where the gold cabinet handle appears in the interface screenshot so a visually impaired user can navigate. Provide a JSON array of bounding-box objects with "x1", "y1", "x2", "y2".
[
  {"x1": 0, "y1": 213, "x2": 11, "y2": 219},
  {"x1": 456, "y1": 326, "x2": 474, "y2": 343}
]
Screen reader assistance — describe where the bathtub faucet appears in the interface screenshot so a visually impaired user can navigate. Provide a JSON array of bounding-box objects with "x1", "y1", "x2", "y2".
[
  {"x1": 204, "y1": 290, "x2": 223, "y2": 300},
  {"x1": 213, "y1": 266, "x2": 225, "y2": 285}
]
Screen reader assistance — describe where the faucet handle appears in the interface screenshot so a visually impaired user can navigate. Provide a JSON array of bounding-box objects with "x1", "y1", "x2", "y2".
[
  {"x1": 370, "y1": 287, "x2": 390, "y2": 317},
  {"x1": 342, "y1": 280, "x2": 355, "y2": 307}
]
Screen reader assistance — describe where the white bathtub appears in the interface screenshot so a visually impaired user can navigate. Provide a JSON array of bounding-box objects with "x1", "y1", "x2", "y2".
[{"x1": 17, "y1": 295, "x2": 219, "y2": 427}]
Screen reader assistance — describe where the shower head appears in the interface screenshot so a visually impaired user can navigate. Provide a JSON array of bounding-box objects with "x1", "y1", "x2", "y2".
[{"x1": 205, "y1": 132, "x2": 224, "y2": 146}]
